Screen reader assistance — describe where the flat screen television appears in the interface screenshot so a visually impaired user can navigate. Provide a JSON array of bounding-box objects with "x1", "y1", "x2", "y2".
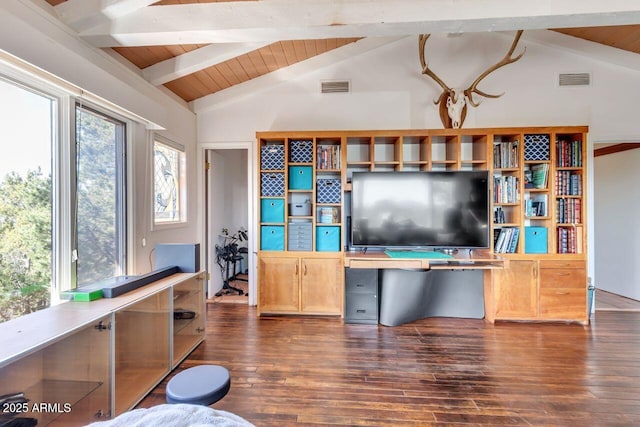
[{"x1": 350, "y1": 171, "x2": 490, "y2": 249}]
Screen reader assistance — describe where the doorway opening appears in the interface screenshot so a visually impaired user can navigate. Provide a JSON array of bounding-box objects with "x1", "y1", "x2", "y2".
[
  {"x1": 203, "y1": 143, "x2": 255, "y2": 306},
  {"x1": 593, "y1": 142, "x2": 640, "y2": 312}
]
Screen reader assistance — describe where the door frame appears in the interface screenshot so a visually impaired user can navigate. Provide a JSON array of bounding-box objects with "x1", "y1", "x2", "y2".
[{"x1": 199, "y1": 141, "x2": 256, "y2": 305}]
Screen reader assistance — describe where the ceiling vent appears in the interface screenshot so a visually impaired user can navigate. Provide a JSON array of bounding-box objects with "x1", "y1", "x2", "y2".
[
  {"x1": 558, "y1": 73, "x2": 591, "y2": 87},
  {"x1": 321, "y1": 80, "x2": 350, "y2": 94}
]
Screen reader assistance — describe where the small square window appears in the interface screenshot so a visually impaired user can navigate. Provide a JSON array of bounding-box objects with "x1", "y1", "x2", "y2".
[{"x1": 154, "y1": 138, "x2": 186, "y2": 225}]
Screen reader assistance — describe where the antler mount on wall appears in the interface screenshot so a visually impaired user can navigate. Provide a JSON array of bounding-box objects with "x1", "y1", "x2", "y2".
[{"x1": 419, "y1": 31, "x2": 525, "y2": 129}]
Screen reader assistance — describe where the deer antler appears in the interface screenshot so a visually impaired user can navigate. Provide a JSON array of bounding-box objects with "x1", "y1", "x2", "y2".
[
  {"x1": 418, "y1": 34, "x2": 450, "y2": 97},
  {"x1": 464, "y1": 30, "x2": 525, "y2": 107}
]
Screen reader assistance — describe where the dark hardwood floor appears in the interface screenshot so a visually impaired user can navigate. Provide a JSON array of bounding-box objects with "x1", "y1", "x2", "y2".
[
  {"x1": 138, "y1": 304, "x2": 640, "y2": 426},
  {"x1": 596, "y1": 288, "x2": 640, "y2": 311}
]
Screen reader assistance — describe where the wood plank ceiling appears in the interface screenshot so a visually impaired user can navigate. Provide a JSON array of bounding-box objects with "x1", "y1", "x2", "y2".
[{"x1": 43, "y1": 0, "x2": 640, "y2": 104}]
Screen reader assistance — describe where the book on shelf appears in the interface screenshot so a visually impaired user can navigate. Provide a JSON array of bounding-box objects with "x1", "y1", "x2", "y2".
[
  {"x1": 318, "y1": 207, "x2": 340, "y2": 224},
  {"x1": 556, "y1": 139, "x2": 583, "y2": 167},
  {"x1": 495, "y1": 229, "x2": 507, "y2": 252},
  {"x1": 508, "y1": 227, "x2": 520, "y2": 253},
  {"x1": 494, "y1": 206, "x2": 506, "y2": 224},
  {"x1": 525, "y1": 194, "x2": 547, "y2": 217},
  {"x1": 576, "y1": 225, "x2": 584, "y2": 253},
  {"x1": 493, "y1": 140, "x2": 519, "y2": 169},
  {"x1": 493, "y1": 228, "x2": 501, "y2": 246},
  {"x1": 493, "y1": 176, "x2": 519, "y2": 204},
  {"x1": 532, "y1": 201, "x2": 545, "y2": 216},
  {"x1": 316, "y1": 145, "x2": 341, "y2": 169},
  {"x1": 555, "y1": 198, "x2": 582, "y2": 224},
  {"x1": 524, "y1": 169, "x2": 533, "y2": 188},
  {"x1": 557, "y1": 225, "x2": 583, "y2": 254},
  {"x1": 531, "y1": 163, "x2": 549, "y2": 189},
  {"x1": 555, "y1": 171, "x2": 582, "y2": 196},
  {"x1": 494, "y1": 227, "x2": 520, "y2": 253}
]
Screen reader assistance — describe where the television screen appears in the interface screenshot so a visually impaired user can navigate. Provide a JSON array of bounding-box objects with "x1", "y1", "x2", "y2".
[{"x1": 351, "y1": 171, "x2": 490, "y2": 249}]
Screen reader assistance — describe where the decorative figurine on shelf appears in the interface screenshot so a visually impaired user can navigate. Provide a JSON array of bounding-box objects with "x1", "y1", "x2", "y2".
[{"x1": 418, "y1": 30, "x2": 525, "y2": 129}]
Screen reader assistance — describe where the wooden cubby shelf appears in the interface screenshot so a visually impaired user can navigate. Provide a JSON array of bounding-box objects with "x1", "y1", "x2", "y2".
[{"x1": 257, "y1": 127, "x2": 589, "y2": 323}]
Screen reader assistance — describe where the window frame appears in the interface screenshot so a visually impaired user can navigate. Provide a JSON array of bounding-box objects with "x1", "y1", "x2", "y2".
[
  {"x1": 73, "y1": 102, "x2": 129, "y2": 288},
  {"x1": 0, "y1": 59, "x2": 135, "y2": 313},
  {"x1": 152, "y1": 135, "x2": 187, "y2": 229}
]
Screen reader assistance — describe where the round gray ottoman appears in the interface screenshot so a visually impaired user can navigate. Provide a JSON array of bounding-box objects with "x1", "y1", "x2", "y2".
[{"x1": 166, "y1": 365, "x2": 231, "y2": 406}]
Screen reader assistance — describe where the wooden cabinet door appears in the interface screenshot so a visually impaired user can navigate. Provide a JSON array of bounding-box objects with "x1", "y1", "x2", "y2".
[
  {"x1": 493, "y1": 260, "x2": 538, "y2": 320},
  {"x1": 258, "y1": 256, "x2": 300, "y2": 313},
  {"x1": 300, "y1": 257, "x2": 343, "y2": 314},
  {"x1": 539, "y1": 260, "x2": 587, "y2": 322}
]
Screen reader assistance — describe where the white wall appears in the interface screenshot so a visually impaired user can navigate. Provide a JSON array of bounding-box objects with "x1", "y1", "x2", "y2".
[
  {"x1": 196, "y1": 31, "x2": 640, "y2": 286},
  {"x1": 196, "y1": 32, "x2": 640, "y2": 142},
  {"x1": 1, "y1": 1, "x2": 199, "y2": 275},
  {"x1": 594, "y1": 149, "x2": 640, "y2": 300}
]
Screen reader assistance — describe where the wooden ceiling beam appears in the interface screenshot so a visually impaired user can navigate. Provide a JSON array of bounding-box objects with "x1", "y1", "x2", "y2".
[
  {"x1": 142, "y1": 42, "x2": 270, "y2": 85},
  {"x1": 78, "y1": 0, "x2": 640, "y2": 47},
  {"x1": 594, "y1": 143, "x2": 640, "y2": 157},
  {"x1": 55, "y1": 0, "x2": 157, "y2": 33}
]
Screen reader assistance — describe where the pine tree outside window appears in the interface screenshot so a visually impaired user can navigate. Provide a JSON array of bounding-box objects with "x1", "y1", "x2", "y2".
[
  {"x1": 0, "y1": 69, "x2": 130, "y2": 323},
  {"x1": 0, "y1": 77, "x2": 54, "y2": 322}
]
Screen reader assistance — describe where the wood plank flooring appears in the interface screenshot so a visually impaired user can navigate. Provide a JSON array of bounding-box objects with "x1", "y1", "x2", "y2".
[
  {"x1": 138, "y1": 304, "x2": 640, "y2": 426},
  {"x1": 596, "y1": 288, "x2": 640, "y2": 311}
]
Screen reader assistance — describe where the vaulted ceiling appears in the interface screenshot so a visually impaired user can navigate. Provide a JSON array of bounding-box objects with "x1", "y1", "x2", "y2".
[{"x1": 42, "y1": 1, "x2": 640, "y2": 106}]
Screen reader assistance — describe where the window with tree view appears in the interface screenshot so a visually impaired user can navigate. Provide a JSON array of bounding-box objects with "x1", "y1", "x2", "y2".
[
  {"x1": 0, "y1": 78, "x2": 54, "y2": 322},
  {"x1": 75, "y1": 105, "x2": 127, "y2": 287},
  {"x1": 0, "y1": 74, "x2": 129, "y2": 323},
  {"x1": 154, "y1": 139, "x2": 185, "y2": 224}
]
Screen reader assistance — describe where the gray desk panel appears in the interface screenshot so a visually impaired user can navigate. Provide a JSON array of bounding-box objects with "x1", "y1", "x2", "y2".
[{"x1": 378, "y1": 269, "x2": 484, "y2": 326}]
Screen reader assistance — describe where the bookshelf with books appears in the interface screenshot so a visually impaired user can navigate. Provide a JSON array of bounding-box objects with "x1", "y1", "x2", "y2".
[
  {"x1": 257, "y1": 127, "x2": 588, "y2": 324},
  {"x1": 491, "y1": 129, "x2": 588, "y2": 324},
  {"x1": 554, "y1": 132, "x2": 585, "y2": 255},
  {"x1": 492, "y1": 134, "x2": 522, "y2": 253}
]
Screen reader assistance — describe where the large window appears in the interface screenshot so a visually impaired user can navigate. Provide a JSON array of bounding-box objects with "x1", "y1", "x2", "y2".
[
  {"x1": 0, "y1": 78, "x2": 54, "y2": 322},
  {"x1": 0, "y1": 71, "x2": 129, "y2": 323},
  {"x1": 75, "y1": 105, "x2": 127, "y2": 286},
  {"x1": 154, "y1": 138, "x2": 186, "y2": 225}
]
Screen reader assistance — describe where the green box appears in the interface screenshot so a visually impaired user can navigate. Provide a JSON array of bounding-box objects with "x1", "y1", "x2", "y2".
[{"x1": 62, "y1": 289, "x2": 103, "y2": 302}]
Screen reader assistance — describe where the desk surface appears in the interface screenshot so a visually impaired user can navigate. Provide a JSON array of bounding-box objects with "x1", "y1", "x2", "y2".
[{"x1": 344, "y1": 249, "x2": 506, "y2": 269}]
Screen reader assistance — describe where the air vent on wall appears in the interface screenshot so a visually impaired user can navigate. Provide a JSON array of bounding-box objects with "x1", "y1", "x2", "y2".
[
  {"x1": 321, "y1": 80, "x2": 350, "y2": 93},
  {"x1": 558, "y1": 73, "x2": 591, "y2": 87}
]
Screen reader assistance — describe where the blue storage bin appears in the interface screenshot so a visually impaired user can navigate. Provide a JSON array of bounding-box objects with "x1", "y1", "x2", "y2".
[
  {"x1": 289, "y1": 139, "x2": 313, "y2": 163},
  {"x1": 289, "y1": 166, "x2": 313, "y2": 190},
  {"x1": 261, "y1": 226, "x2": 285, "y2": 251},
  {"x1": 525, "y1": 226, "x2": 548, "y2": 253},
  {"x1": 317, "y1": 178, "x2": 341, "y2": 203},
  {"x1": 261, "y1": 172, "x2": 285, "y2": 196},
  {"x1": 261, "y1": 145, "x2": 285, "y2": 170},
  {"x1": 316, "y1": 226, "x2": 341, "y2": 252},
  {"x1": 261, "y1": 198, "x2": 285, "y2": 223}
]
